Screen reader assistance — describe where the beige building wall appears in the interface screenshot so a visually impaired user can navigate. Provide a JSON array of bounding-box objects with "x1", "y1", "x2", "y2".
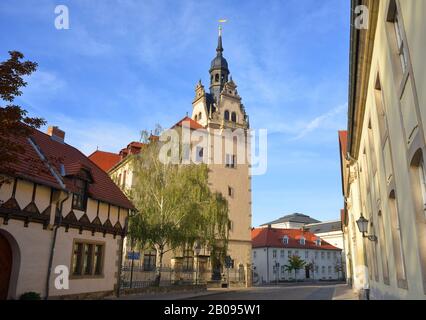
[
  {"x1": 343, "y1": 0, "x2": 426, "y2": 299},
  {"x1": 0, "y1": 177, "x2": 128, "y2": 299}
]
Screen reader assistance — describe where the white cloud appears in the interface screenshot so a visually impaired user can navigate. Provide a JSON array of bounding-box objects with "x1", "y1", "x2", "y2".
[{"x1": 290, "y1": 104, "x2": 347, "y2": 140}]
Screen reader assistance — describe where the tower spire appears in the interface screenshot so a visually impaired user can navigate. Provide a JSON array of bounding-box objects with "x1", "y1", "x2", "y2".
[
  {"x1": 217, "y1": 25, "x2": 223, "y2": 55},
  {"x1": 209, "y1": 20, "x2": 229, "y2": 101}
]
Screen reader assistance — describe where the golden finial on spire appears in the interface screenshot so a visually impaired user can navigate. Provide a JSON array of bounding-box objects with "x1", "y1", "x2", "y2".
[{"x1": 218, "y1": 19, "x2": 227, "y2": 36}]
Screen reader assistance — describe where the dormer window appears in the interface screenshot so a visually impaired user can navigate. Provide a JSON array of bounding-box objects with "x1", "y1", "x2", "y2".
[
  {"x1": 70, "y1": 168, "x2": 92, "y2": 211},
  {"x1": 282, "y1": 236, "x2": 289, "y2": 245},
  {"x1": 72, "y1": 177, "x2": 88, "y2": 211},
  {"x1": 300, "y1": 237, "x2": 306, "y2": 245},
  {"x1": 316, "y1": 239, "x2": 321, "y2": 246}
]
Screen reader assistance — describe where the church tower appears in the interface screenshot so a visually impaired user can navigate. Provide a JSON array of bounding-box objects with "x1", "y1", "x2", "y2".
[
  {"x1": 209, "y1": 25, "x2": 229, "y2": 101},
  {"x1": 191, "y1": 26, "x2": 252, "y2": 284},
  {"x1": 191, "y1": 26, "x2": 249, "y2": 130}
]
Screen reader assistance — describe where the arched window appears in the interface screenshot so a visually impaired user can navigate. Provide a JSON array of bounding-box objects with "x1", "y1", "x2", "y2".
[
  {"x1": 231, "y1": 112, "x2": 237, "y2": 122},
  {"x1": 215, "y1": 74, "x2": 219, "y2": 82},
  {"x1": 194, "y1": 115, "x2": 198, "y2": 121},
  {"x1": 410, "y1": 149, "x2": 426, "y2": 292},
  {"x1": 224, "y1": 110, "x2": 230, "y2": 121},
  {"x1": 198, "y1": 112, "x2": 202, "y2": 120}
]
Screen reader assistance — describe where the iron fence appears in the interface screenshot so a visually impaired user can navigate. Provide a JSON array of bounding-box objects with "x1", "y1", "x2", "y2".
[
  {"x1": 120, "y1": 266, "x2": 215, "y2": 289},
  {"x1": 120, "y1": 265, "x2": 246, "y2": 289}
]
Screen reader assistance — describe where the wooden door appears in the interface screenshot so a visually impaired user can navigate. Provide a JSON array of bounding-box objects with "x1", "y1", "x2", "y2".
[{"x1": 0, "y1": 233, "x2": 12, "y2": 300}]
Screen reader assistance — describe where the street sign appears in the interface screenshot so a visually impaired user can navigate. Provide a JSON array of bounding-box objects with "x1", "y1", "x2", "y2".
[{"x1": 127, "y1": 251, "x2": 140, "y2": 260}]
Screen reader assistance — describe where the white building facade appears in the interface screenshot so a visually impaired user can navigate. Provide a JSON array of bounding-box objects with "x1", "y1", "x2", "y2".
[{"x1": 252, "y1": 227, "x2": 342, "y2": 285}]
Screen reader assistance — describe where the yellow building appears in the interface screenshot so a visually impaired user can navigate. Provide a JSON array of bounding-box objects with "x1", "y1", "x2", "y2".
[
  {"x1": 340, "y1": 0, "x2": 426, "y2": 299},
  {"x1": 91, "y1": 29, "x2": 252, "y2": 286}
]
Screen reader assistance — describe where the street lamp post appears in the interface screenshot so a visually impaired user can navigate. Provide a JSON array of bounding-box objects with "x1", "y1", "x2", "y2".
[{"x1": 193, "y1": 241, "x2": 201, "y2": 285}]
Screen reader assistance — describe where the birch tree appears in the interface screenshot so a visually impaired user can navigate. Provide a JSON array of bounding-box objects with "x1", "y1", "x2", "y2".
[{"x1": 128, "y1": 131, "x2": 229, "y2": 285}]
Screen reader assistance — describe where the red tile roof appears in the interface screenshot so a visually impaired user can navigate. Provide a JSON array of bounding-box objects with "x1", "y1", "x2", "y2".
[
  {"x1": 338, "y1": 131, "x2": 348, "y2": 158},
  {"x1": 252, "y1": 227, "x2": 341, "y2": 251},
  {"x1": 88, "y1": 150, "x2": 121, "y2": 172},
  {"x1": 3, "y1": 127, "x2": 134, "y2": 209},
  {"x1": 172, "y1": 116, "x2": 204, "y2": 130}
]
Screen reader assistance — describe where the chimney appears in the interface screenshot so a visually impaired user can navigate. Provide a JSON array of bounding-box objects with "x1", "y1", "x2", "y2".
[{"x1": 47, "y1": 126, "x2": 65, "y2": 143}]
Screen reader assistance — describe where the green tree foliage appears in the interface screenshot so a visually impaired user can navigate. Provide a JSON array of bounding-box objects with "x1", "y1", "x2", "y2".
[
  {"x1": 284, "y1": 255, "x2": 306, "y2": 281},
  {"x1": 128, "y1": 130, "x2": 230, "y2": 285},
  {"x1": 0, "y1": 51, "x2": 45, "y2": 186}
]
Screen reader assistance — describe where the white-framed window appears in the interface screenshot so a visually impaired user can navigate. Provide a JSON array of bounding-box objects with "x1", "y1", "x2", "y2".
[
  {"x1": 281, "y1": 265, "x2": 286, "y2": 275},
  {"x1": 333, "y1": 252, "x2": 337, "y2": 259},
  {"x1": 322, "y1": 266, "x2": 325, "y2": 274},
  {"x1": 387, "y1": 1, "x2": 408, "y2": 75},
  {"x1": 282, "y1": 236, "x2": 289, "y2": 245},
  {"x1": 315, "y1": 239, "x2": 321, "y2": 246},
  {"x1": 288, "y1": 250, "x2": 292, "y2": 257},
  {"x1": 272, "y1": 250, "x2": 277, "y2": 258},
  {"x1": 280, "y1": 250, "x2": 285, "y2": 258},
  {"x1": 393, "y1": 11, "x2": 408, "y2": 74},
  {"x1": 225, "y1": 154, "x2": 236, "y2": 168},
  {"x1": 327, "y1": 252, "x2": 331, "y2": 260},
  {"x1": 253, "y1": 251, "x2": 256, "y2": 259},
  {"x1": 315, "y1": 265, "x2": 319, "y2": 273},
  {"x1": 315, "y1": 251, "x2": 318, "y2": 259},
  {"x1": 295, "y1": 250, "x2": 299, "y2": 257},
  {"x1": 300, "y1": 237, "x2": 305, "y2": 245},
  {"x1": 305, "y1": 251, "x2": 309, "y2": 259},
  {"x1": 321, "y1": 252, "x2": 325, "y2": 259}
]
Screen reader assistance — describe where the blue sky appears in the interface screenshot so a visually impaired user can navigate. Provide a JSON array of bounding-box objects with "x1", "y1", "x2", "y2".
[{"x1": 1, "y1": 0, "x2": 350, "y2": 226}]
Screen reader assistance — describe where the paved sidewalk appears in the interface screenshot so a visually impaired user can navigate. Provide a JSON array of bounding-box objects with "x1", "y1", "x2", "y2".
[
  {"x1": 332, "y1": 284, "x2": 359, "y2": 300},
  {"x1": 109, "y1": 287, "x2": 247, "y2": 300}
]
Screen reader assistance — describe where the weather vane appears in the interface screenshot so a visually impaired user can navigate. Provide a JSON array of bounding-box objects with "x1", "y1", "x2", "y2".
[{"x1": 218, "y1": 19, "x2": 227, "y2": 35}]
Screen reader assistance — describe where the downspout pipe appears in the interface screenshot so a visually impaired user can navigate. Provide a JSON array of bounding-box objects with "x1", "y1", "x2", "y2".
[{"x1": 45, "y1": 192, "x2": 69, "y2": 300}]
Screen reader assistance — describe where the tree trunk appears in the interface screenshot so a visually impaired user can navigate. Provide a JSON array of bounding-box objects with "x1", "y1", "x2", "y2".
[{"x1": 154, "y1": 246, "x2": 164, "y2": 287}]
